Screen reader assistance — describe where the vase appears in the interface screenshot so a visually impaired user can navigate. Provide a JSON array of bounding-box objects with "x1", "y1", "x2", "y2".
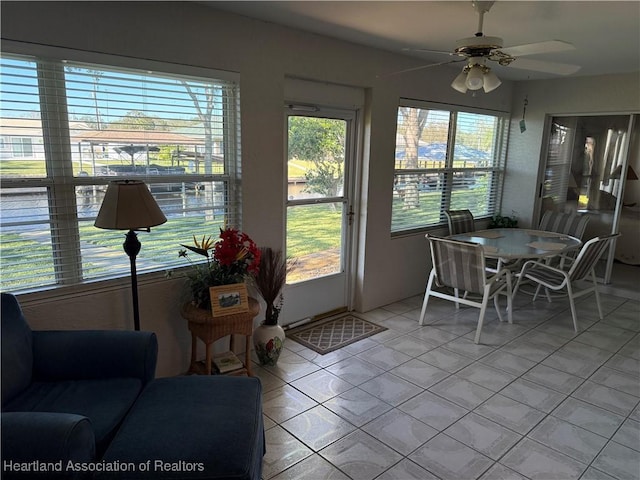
[{"x1": 253, "y1": 324, "x2": 285, "y2": 366}]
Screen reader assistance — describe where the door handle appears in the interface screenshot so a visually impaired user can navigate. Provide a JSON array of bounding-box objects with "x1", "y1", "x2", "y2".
[{"x1": 347, "y1": 205, "x2": 355, "y2": 226}]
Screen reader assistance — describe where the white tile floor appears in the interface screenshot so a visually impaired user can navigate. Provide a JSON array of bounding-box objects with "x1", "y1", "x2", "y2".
[{"x1": 253, "y1": 278, "x2": 640, "y2": 480}]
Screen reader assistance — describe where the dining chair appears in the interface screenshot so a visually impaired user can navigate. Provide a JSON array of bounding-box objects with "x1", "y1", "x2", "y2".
[
  {"x1": 445, "y1": 208, "x2": 505, "y2": 275},
  {"x1": 419, "y1": 234, "x2": 513, "y2": 344},
  {"x1": 443, "y1": 209, "x2": 490, "y2": 281},
  {"x1": 535, "y1": 210, "x2": 592, "y2": 298},
  {"x1": 513, "y1": 233, "x2": 620, "y2": 332},
  {"x1": 539, "y1": 210, "x2": 590, "y2": 239},
  {"x1": 444, "y1": 209, "x2": 475, "y2": 235}
]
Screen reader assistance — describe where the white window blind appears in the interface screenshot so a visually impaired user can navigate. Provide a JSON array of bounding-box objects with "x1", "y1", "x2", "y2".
[
  {"x1": 392, "y1": 102, "x2": 507, "y2": 233},
  {"x1": 0, "y1": 53, "x2": 242, "y2": 293}
]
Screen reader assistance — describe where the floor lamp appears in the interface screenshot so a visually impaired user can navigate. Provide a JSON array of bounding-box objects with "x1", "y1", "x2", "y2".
[{"x1": 94, "y1": 180, "x2": 167, "y2": 330}]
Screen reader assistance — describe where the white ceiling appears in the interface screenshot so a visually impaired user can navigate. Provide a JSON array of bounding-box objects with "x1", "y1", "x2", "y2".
[{"x1": 204, "y1": 1, "x2": 640, "y2": 81}]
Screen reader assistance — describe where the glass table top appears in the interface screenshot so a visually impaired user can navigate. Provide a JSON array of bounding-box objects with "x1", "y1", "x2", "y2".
[{"x1": 449, "y1": 228, "x2": 583, "y2": 260}]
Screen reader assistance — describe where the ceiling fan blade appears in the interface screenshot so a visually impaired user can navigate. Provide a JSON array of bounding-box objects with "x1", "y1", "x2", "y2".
[
  {"x1": 378, "y1": 58, "x2": 466, "y2": 78},
  {"x1": 507, "y1": 57, "x2": 581, "y2": 75},
  {"x1": 402, "y1": 47, "x2": 459, "y2": 57},
  {"x1": 500, "y1": 40, "x2": 575, "y2": 57}
]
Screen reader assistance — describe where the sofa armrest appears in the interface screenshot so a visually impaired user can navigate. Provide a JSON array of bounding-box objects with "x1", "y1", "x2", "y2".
[
  {"x1": 2, "y1": 412, "x2": 95, "y2": 478},
  {"x1": 32, "y1": 330, "x2": 157, "y2": 385}
]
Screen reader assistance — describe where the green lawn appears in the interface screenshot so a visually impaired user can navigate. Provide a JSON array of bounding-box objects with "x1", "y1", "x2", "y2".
[
  {"x1": 288, "y1": 159, "x2": 316, "y2": 178},
  {"x1": 1, "y1": 207, "x2": 340, "y2": 291},
  {"x1": 0, "y1": 232, "x2": 56, "y2": 286},
  {"x1": 391, "y1": 178, "x2": 490, "y2": 231},
  {"x1": 1, "y1": 181, "x2": 490, "y2": 291},
  {"x1": 0, "y1": 159, "x2": 47, "y2": 177},
  {"x1": 287, "y1": 203, "x2": 342, "y2": 258}
]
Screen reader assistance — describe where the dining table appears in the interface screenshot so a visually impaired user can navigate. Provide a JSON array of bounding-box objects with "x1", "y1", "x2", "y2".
[{"x1": 448, "y1": 228, "x2": 583, "y2": 269}]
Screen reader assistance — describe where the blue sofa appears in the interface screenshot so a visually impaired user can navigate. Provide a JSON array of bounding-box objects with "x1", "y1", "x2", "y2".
[{"x1": 1, "y1": 293, "x2": 264, "y2": 480}]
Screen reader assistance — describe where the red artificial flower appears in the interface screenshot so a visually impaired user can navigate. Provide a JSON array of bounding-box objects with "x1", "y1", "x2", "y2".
[{"x1": 212, "y1": 227, "x2": 260, "y2": 275}]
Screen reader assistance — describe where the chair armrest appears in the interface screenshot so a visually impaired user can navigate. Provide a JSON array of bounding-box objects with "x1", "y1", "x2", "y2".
[
  {"x1": 520, "y1": 259, "x2": 566, "y2": 275},
  {"x1": 1, "y1": 412, "x2": 95, "y2": 473},
  {"x1": 32, "y1": 330, "x2": 157, "y2": 385},
  {"x1": 487, "y1": 267, "x2": 513, "y2": 283}
]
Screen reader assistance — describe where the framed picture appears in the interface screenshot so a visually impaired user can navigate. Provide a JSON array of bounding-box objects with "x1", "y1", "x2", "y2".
[{"x1": 209, "y1": 283, "x2": 250, "y2": 317}]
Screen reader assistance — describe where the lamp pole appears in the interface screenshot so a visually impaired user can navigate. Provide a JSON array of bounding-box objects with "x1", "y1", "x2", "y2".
[{"x1": 123, "y1": 229, "x2": 143, "y2": 331}]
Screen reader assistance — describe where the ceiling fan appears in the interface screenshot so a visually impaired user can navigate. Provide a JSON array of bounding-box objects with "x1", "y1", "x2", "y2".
[{"x1": 391, "y1": 0, "x2": 581, "y2": 93}]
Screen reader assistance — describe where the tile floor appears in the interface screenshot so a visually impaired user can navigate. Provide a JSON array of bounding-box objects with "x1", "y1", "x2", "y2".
[{"x1": 252, "y1": 283, "x2": 640, "y2": 480}]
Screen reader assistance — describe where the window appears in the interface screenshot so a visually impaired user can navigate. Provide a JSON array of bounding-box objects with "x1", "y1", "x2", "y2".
[
  {"x1": 0, "y1": 53, "x2": 241, "y2": 293},
  {"x1": 392, "y1": 101, "x2": 507, "y2": 234},
  {"x1": 11, "y1": 137, "x2": 34, "y2": 157}
]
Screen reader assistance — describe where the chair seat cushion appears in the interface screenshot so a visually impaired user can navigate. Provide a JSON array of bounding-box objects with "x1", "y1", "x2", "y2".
[
  {"x1": 100, "y1": 375, "x2": 264, "y2": 480},
  {"x1": 525, "y1": 266, "x2": 566, "y2": 287},
  {"x1": 3, "y1": 378, "x2": 143, "y2": 454}
]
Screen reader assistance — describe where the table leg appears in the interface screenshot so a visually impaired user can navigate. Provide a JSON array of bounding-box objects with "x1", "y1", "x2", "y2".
[
  {"x1": 190, "y1": 332, "x2": 197, "y2": 373},
  {"x1": 245, "y1": 335, "x2": 251, "y2": 376},
  {"x1": 205, "y1": 342, "x2": 212, "y2": 375}
]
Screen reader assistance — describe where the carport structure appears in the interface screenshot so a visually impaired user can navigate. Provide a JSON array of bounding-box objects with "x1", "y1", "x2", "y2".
[{"x1": 71, "y1": 129, "x2": 209, "y2": 176}]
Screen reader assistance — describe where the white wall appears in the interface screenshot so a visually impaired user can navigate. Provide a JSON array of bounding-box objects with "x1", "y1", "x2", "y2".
[{"x1": 3, "y1": 1, "x2": 635, "y2": 377}]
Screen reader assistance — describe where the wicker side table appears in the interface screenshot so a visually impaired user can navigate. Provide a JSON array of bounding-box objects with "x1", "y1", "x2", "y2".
[{"x1": 181, "y1": 297, "x2": 260, "y2": 376}]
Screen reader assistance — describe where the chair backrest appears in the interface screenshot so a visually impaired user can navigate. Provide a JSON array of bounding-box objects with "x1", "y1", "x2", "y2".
[
  {"x1": 427, "y1": 234, "x2": 486, "y2": 295},
  {"x1": 444, "y1": 209, "x2": 475, "y2": 235},
  {"x1": 1, "y1": 293, "x2": 34, "y2": 406},
  {"x1": 539, "y1": 211, "x2": 590, "y2": 239},
  {"x1": 569, "y1": 233, "x2": 620, "y2": 281}
]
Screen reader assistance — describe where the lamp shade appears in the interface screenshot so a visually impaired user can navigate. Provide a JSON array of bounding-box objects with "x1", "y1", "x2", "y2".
[
  {"x1": 451, "y1": 70, "x2": 469, "y2": 93},
  {"x1": 95, "y1": 180, "x2": 167, "y2": 230},
  {"x1": 482, "y1": 70, "x2": 502, "y2": 93}
]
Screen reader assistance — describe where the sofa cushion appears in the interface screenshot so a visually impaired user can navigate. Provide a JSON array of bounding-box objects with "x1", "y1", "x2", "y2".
[
  {"x1": 32, "y1": 330, "x2": 158, "y2": 385},
  {"x1": 101, "y1": 376, "x2": 264, "y2": 479},
  {"x1": 3, "y1": 377, "x2": 143, "y2": 455},
  {"x1": 1, "y1": 293, "x2": 34, "y2": 407}
]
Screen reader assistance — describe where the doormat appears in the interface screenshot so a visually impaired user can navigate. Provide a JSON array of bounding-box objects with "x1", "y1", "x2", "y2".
[{"x1": 288, "y1": 314, "x2": 387, "y2": 355}]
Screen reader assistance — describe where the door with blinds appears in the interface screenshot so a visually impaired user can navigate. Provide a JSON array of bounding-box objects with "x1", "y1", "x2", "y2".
[{"x1": 280, "y1": 106, "x2": 358, "y2": 326}]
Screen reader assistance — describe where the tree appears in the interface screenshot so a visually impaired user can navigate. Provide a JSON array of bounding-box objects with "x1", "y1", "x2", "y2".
[
  {"x1": 288, "y1": 117, "x2": 345, "y2": 197},
  {"x1": 181, "y1": 82, "x2": 218, "y2": 175},
  {"x1": 111, "y1": 111, "x2": 168, "y2": 131},
  {"x1": 398, "y1": 107, "x2": 429, "y2": 208},
  {"x1": 456, "y1": 119, "x2": 495, "y2": 154},
  {"x1": 65, "y1": 67, "x2": 104, "y2": 130}
]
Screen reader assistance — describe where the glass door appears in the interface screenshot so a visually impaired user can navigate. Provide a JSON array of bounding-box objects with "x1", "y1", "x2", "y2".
[
  {"x1": 280, "y1": 107, "x2": 357, "y2": 326},
  {"x1": 540, "y1": 114, "x2": 637, "y2": 283}
]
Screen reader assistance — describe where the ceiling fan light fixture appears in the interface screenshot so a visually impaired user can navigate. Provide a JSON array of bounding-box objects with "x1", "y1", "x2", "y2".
[
  {"x1": 465, "y1": 65, "x2": 484, "y2": 90},
  {"x1": 482, "y1": 69, "x2": 501, "y2": 92},
  {"x1": 451, "y1": 70, "x2": 469, "y2": 93}
]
